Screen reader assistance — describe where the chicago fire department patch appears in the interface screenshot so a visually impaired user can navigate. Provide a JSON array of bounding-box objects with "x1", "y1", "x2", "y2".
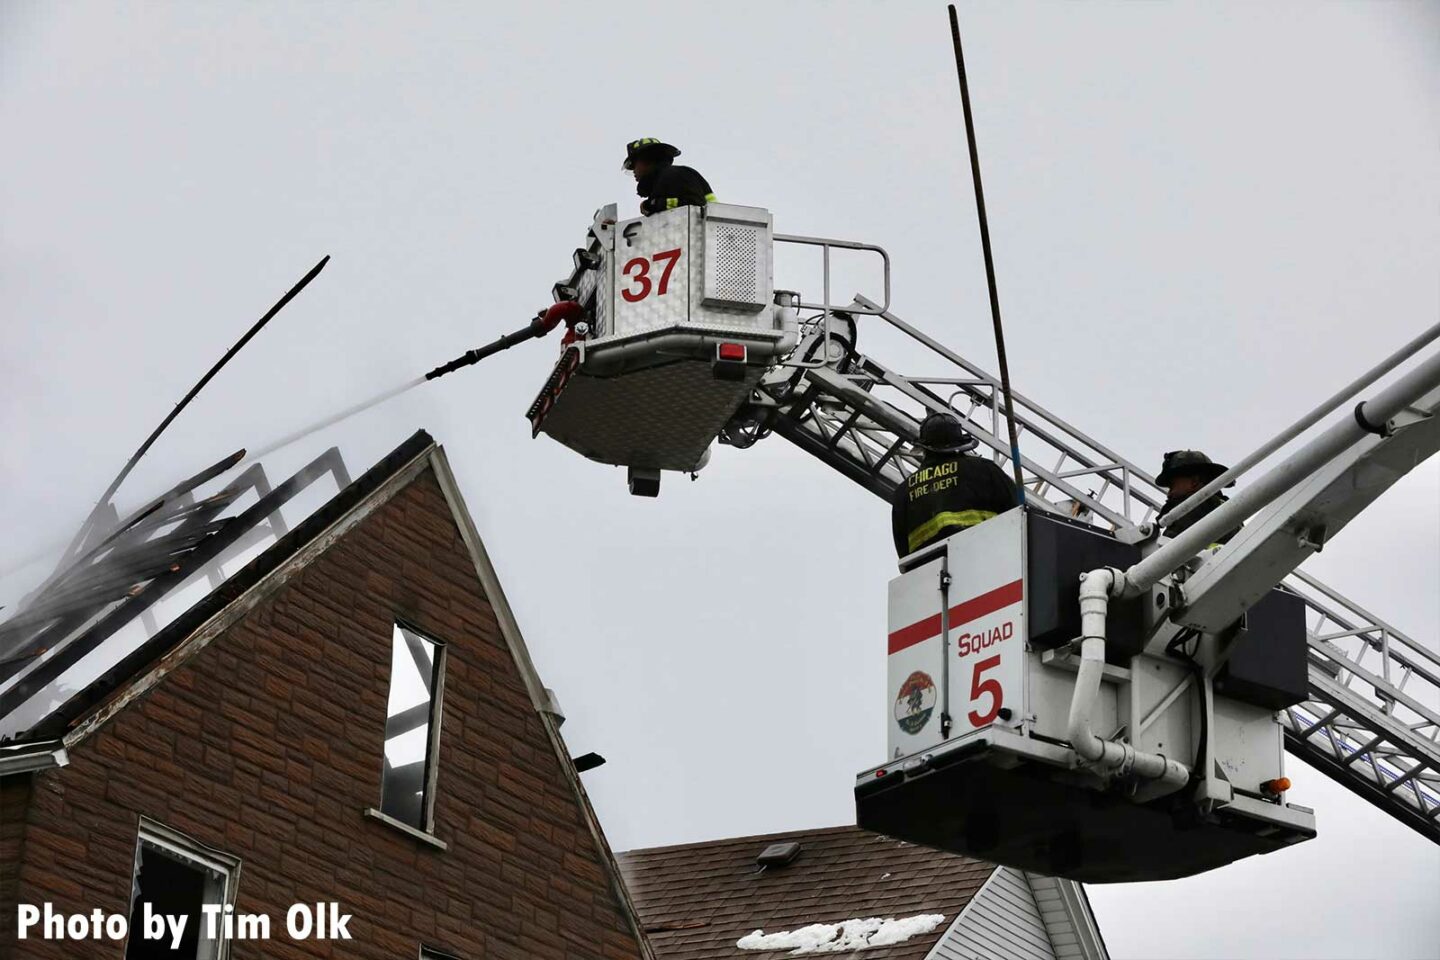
[{"x1": 894, "y1": 671, "x2": 937, "y2": 735}]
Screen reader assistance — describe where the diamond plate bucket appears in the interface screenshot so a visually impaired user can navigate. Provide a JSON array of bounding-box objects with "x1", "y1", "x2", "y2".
[
  {"x1": 528, "y1": 203, "x2": 792, "y2": 478},
  {"x1": 528, "y1": 345, "x2": 767, "y2": 472}
]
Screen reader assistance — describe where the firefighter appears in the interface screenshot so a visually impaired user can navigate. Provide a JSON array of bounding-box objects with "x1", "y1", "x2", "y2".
[
  {"x1": 891, "y1": 412, "x2": 1019, "y2": 558},
  {"x1": 622, "y1": 138, "x2": 716, "y2": 216},
  {"x1": 1156, "y1": 449, "x2": 1239, "y2": 545}
]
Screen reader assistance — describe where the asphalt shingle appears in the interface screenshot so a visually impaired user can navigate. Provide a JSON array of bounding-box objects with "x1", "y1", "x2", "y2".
[{"x1": 618, "y1": 825, "x2": 997, "y2": 959}]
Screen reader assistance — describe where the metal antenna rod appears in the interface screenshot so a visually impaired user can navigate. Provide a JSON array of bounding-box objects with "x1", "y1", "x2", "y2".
[
  {"x1": 62, "y1": 255, "x2": 331, "y2": 560},
  {"x1": 947, "y1": 4, "x2": 1025, "y2": 502}
]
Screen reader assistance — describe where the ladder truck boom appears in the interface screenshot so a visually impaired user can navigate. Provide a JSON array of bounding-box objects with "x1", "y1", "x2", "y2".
[
  {"x1": 1173, "y1": 366, "x2": 1440, "y2": 632},
  {"x1": 755, "y1": 293, "x2": 1440, "y2": 848},
  {"x1": 525, "y1": 203, "x2": 1440, "y2": 878}
]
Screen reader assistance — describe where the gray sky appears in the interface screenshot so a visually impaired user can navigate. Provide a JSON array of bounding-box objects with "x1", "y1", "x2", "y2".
[{"x1": 3, "y1": 2, "x2": 1437, "y2": 957}]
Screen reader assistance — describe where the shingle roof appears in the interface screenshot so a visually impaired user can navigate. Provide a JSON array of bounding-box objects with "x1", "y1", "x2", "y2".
[{"x1": 618, "y1": 825, "x2": 998, "y2": 959}]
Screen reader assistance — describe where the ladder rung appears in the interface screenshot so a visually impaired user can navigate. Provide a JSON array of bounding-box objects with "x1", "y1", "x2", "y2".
[{"x1": 827, "y1": 406, "x2": 866, "y2": 450}]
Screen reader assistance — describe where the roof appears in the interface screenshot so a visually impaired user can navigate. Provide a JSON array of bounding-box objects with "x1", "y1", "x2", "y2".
[
  {"x1": 0, "y1": 430, "x2": 658, "y2": 957},
  {"x1": 0, "y1": 433, "x2": 429, "y2": 743},
  {"x1": 618, "y1": 825, "x2": 998, "y2": 959}
]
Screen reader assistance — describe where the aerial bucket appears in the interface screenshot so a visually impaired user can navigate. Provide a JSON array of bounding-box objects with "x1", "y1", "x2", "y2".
[
  {"x1": 856, "y1": 508, "x2": 1316, "y2": 883},
  {"x1": 527, "y1": 203, "x2": 795, "y2": 495}
]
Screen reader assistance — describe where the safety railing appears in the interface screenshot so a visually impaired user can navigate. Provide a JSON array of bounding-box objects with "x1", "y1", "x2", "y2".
[{"x1": 773, "y1": 234, "x2": 891, "y2": 369}]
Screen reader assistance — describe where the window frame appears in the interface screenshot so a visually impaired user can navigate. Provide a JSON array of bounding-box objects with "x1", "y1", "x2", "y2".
[
  {"x1": 367, "y1": 620, "x2": 448, "y2": 844},
  {"x1": 125, "y1": 817, "x2": 242, "y2": 960}
]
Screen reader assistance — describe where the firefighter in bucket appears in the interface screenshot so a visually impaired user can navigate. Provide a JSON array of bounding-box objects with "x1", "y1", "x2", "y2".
[
  {"x1": 891, "y1": 411, "x2": 1019, "y2": 558},
  {"x1": 622, "y1": 138, "x2": 716, "y2": 217}
]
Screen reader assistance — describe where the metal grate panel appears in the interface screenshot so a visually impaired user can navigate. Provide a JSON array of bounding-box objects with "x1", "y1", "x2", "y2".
[{"x1": 703, "y1": 220, "x2": 765, "y2": 308}]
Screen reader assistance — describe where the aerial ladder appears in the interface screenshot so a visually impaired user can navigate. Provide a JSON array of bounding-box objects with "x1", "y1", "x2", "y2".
[{"x1": 526, "y1": 201, "x2": 1440, "y2": 882}]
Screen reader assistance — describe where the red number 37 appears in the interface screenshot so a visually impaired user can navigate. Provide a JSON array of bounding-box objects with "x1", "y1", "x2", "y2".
[{"x1": 621, "y1": 248, "x2": 682, "y2": 303}]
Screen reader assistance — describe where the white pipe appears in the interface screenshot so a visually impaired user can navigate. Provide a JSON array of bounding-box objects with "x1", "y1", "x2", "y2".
[
  {"x1": 1067, "y1": 569, "x2": 1190, "y2": 792},
  {"x1": 1119, "y1": 346, "x2": 1440, "y2": 598},
  {"x1": 773, "y1": 291, "x2": 801, "y2": 355},
  {"x1": 1162, "y1": 317, "x2": 1440, "y2": 527}
]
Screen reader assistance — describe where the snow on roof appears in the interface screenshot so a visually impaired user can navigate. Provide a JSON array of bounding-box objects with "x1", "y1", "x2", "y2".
[
  {"x1": 736, "y1": 914, "x2": 947, "y2": 954},
  {"x1": 619, "y1": 824, "x2": 996, "y2": 960}
]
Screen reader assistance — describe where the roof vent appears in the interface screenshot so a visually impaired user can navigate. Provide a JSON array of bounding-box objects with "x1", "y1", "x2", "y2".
[{"x1": 756, "y1": 841, "x2": 802, "y2": 869}]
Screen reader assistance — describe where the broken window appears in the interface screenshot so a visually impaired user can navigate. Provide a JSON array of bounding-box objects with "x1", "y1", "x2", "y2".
[
  {"x1": 380, "y1": 623, "x2": 445, "y2": 830},
  {"x1": 124, "y1": 819, "x2": 240, "y2": 960}
]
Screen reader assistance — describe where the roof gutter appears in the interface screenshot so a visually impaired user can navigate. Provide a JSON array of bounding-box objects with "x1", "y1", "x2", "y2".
[
  {"x1": 1056, "y1": 879, "x2": 1111, "y2": 960},
  {"x1": 0, "y1": 739, "x2": 69, "y2": 777}
]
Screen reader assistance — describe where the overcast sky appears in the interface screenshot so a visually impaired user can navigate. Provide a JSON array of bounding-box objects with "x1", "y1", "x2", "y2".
[{"x1": 3, "y1": 2, "x2": 1438, "y2": 958}]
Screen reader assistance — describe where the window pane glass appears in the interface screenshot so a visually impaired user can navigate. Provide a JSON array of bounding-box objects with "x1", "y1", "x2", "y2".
[{"x1": 381, "y1": 624, "x2": 441, "y2": 827}]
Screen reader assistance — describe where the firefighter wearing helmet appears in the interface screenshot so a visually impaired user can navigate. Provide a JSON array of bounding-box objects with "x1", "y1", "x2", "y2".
[
  {"x1": 622, "y1": 138, "x2": 716, "y2": 217},
  {"x1": 891, "y1": 411, "x2": 1019, "y2": 558},
  {"x1": 1156, "y1": 449, "x2": 1241, "y2": 546}
]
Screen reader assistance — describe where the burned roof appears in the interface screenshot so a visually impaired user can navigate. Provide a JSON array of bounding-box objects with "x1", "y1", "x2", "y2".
[
  {"x1": 618, "y1": 825, "x2": 997, "y2": 959},
  {"x1": 0, "y1": 430, "x2": 433, "y2": 743}
]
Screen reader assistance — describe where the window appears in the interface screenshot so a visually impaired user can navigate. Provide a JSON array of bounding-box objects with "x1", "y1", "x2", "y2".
[
  {"x1": 124, "y1": 819, "x2": 240, "y2": 960},
  {"x1": 421, "y1": 948, "x2": 464, "y2": 960},
  {"x1": 378, "y1": 623, "x2": 445, "y2": 832}
]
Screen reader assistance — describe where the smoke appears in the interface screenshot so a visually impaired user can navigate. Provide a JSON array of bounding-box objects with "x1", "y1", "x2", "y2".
[{"x1": 0, "y1": 375, "x2": 429, "y2": 583}]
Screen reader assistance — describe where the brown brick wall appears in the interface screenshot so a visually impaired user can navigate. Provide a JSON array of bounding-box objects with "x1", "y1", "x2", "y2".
[
  {"x1": 0, "y1": 775, "x2": 32, "y2": 949},
  {"x1": 2, "y1": 467, "x2": 644, "y2": 960}
]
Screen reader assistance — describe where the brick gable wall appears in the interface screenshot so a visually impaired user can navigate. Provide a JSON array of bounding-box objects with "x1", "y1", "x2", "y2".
[
  {"x1": 0, "y1": 776, "x2": 32, "y2": 949},
  {"x1": 2, "y1": 466, "x2": 644, "y2": 960}
]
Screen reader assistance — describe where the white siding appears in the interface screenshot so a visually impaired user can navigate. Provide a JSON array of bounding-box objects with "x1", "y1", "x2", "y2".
[
  {"x1": 930, "y1": 867, "x2": 1057, "y2": 960},
  {"x1": 1025, "y1": 874, "x2": 1109, "y2": 960}
]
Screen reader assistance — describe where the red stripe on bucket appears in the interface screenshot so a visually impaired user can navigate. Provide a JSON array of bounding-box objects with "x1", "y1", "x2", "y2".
[{"x1": 887, "y1": 579, "x2": 1023, "y2": 655}]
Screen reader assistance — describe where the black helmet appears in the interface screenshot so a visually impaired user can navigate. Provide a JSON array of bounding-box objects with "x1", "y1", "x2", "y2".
[
  {"x1": 918, "y1": 411, "x2": 978, "y2": 454},
  {"x1": 622, "y1": 137, "x2": 681, "y2": 171},
  {"x1": 1157, "y1": 449, "x2": 1232, "y2": 488}
]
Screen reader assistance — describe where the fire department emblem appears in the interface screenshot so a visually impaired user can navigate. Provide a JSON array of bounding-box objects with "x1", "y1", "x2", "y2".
[{"x1": 894, "y1": 671, "x2": 937, "y2": 735}]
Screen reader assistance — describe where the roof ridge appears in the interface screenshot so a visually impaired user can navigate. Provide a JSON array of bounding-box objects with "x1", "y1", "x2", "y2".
[{"x1": 618, "y1": 823, "x2": 864, "y2": 859}]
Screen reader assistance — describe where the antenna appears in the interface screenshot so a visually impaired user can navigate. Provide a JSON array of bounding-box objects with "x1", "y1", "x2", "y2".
[{"x1": 947, "y1": 4, "x2": 1026, "y2": 502}]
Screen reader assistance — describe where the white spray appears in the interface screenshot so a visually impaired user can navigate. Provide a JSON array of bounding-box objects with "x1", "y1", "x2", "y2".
[{"x1": 242, "y1": 375, "x2": 426, "y2": 464}]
